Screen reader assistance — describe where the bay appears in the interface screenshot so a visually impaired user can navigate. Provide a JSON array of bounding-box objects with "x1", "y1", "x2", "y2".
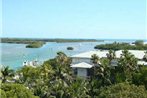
[{"x1": 0, "y1": 41, "x2": 111, "y2": 69}]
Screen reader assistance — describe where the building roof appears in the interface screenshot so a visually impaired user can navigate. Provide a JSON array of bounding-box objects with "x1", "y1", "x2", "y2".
[
  {"x1": 71, "y1": 50, "x2": 146, "y2": 60},
  {"x1": 71, "y1": 50, "x2": 109, "y2": 58},
  {"x1": 138, "y1": 61, "x2": 147, "y2": 65},
  {"x1": 116, "y1": 50, "x2": 146, "y2": 59},
  {"x1": 71, "y1": 62, "x2": 94, "y2": 68}
]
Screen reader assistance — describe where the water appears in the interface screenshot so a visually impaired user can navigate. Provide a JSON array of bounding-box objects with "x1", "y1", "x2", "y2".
[
  {"x1": 1, "y1": 41, "x2": 112, "y2": 69},
  {"x1": 0, "y1": 39, "x2": 138, "y2": 69}
]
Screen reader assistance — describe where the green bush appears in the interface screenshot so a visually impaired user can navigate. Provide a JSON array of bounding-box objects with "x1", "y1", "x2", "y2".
[
  {"x1": 0, "y1": 89, "x2": 7, "y2": 98},
  {"x1": 94, "y1": 42, "x2": 147, "y2": 50},
  {"x1": 26, "y1": 41, "x2": 45, "y2": 48},
  {"x1": 134, "y1": 40, "x2": 144, "y2": 46},
  {"x1": 1, "y1": 83, "x2": 39, "y2": 98},
  {"x1": 132, "y1": 67, "x2": 147, "y2": 89},
  {"x1": 97, "y1": 83, "x2": 147, "y2": 98}
]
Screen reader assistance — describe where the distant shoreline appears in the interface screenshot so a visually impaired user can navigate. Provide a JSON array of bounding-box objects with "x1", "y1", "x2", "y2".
[{"x1": 0, "y1": 38, "x2": 103, "y2": 44}]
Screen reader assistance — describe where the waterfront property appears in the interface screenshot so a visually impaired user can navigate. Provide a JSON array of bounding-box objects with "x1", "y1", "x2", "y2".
[
  {"x1": 71, "y1": 62, "x2": 94, "y2": 77},
  {"x1": 70, "y1": 50, "x2": 147, "y2": 77}
]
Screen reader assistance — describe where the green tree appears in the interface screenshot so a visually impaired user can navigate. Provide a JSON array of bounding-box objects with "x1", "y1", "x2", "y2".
[
  {"x1": 0, "y1": 89, "x2": 7, "y2": 98},
  {"x1": 117, "y1": 50, "x2": 138, "y2": 82},
  {"x1": 106, "y1": 50, "x2": 116, "y2": 65},
  {"x1": 90, "y1": 54, "x2": 100, "y2": 77},
  {"x1": 91, "y1": 54, "x2": 100, "y2": 65},
  {"x1": 17, "y1": 66, "x2": 40, "y2": 89},
  {"x1": 97, "y1": 82, "x2": 147, "y2": 98},
  {"x1": 66, "y1": 78, "x2": 90, "y2": 98},
  {"x1": 132, "y1": 66, "x2": 147, "y2": 89},
  {"x1": 134, "y1": 40, "x2": 144, "y2": 46},
  {"x1": 1, "y1": 66, "x2": 14, "y2": 83},
  {"x1": 1, "y1": 83, "x2": 39, "y2": 98}
]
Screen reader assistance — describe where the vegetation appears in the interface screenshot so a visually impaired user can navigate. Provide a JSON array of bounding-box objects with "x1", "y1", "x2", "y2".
[
  {"x1": 98, "y1": 83, "x2": 147, "y2": 98},
  {"x1": 1, "y1": 38, "x2": 103, "y2": 48},
  {"x1": 1, "y1": 66, "x2": 15, "y2": 83},
  {"x1": 134, "y1": 40, "x2": 144, "y2": 46},
  {"x1": 67, "y1": 47, "x2": 74, "y2": 50},
  {"x1": 94, "y1": 41, "x2": 147, "y2": 50},
  {"x1": 26, "y1": 41, "x2": 45, "y2": 48},
  {"x1": 0, "y1": 50, "x2": 147, "y2": 98},
  {"x1": 1, "y1": 38, "x2": 102, "y2": 43},
  {"x1": 1, "y1": 83, "x2": 39, "y2": 98}
]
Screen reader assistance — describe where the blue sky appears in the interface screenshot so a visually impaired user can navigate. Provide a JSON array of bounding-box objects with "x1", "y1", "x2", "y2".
[{"x1": 1, "y1": 0, "x2": 147, "y2": 39}]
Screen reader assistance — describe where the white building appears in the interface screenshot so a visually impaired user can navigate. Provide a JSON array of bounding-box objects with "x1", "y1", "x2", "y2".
[
  {"x1": 70, "y1": 50, "x2": 147, "y2": 77},
  {"x1": 71, "y1": 62, "x2": 94, "y2": 77},
  {"x1": 71, "y1": 50, "x2": 109, "y2": 64}
]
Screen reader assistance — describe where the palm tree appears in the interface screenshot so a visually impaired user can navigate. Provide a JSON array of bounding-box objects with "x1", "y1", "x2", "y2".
[
  {"x1": 91, "y1": 54, "x2": 112, "y2": 86},
  {"x1": 56, "y1": 52, "x2": 72, "y2": 73},
  {"x1": 90, "y1": 54, "x2": 100, "y2": 79},
  {"x1": 66, "y1": 78, "x2": 89, "y2": 98},
  {"x1": 1, "y1": 66, "x2": 14, "y2": 83},
  {"x1": 106, "y1": 50, "x2": 116, "y2": 65},
  {"x1": 40, "y1": 63, "x2": 54, "y2": 80},
  {"x1": 56, "y1": 51, "x2": 69, "y2": 66},
  {"x1": 118, "y1": 50, "x2": 138, "y2": 82},
  {"x1": 91, "y1": 54, "x2": 100, "y2": 66}
]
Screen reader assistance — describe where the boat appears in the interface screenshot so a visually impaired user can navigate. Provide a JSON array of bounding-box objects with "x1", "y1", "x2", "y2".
[{"x1": 23, "y1": 59, "x2": 40, "y2": 67}]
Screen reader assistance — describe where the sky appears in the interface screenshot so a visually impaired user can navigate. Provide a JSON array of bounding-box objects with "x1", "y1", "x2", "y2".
[{"x1": 1, "y1": 0, "x2": 147, "y2": 39}]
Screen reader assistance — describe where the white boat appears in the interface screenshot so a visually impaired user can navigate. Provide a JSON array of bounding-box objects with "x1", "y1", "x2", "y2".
[{"x1": 23, "y1": 59, "x2": 40, "y2": 67}]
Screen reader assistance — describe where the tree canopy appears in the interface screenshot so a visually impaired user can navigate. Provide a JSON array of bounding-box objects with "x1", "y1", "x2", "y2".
[{"x1": 1, "y1": 83, "x2": 39, "y2": 98}]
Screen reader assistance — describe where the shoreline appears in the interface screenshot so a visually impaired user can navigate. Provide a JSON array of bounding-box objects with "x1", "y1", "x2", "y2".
[{"x1": 1, "y1": 38, "x2": 103, "y2": 44}]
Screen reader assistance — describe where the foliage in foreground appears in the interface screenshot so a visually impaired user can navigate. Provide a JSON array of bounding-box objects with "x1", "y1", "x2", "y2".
[
  {"x1": 0, "y1": 83, "x2": 39, "y2": 98},
  {"x1": 98, "y1": 83, "x2": 147, "y2": 98},
  {"x1": 0, "y1": 50, "x2": 147, "y2": 98}
]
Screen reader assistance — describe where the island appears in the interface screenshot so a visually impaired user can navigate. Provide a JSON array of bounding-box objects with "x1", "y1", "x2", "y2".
[
  {"x1": 94, "y1": 40, "x2": 147, "y2": 50},
  {"x1": 67, "y1": 47, "x2": 74, "y2": 50},
  {"x1": 1, "y1": 38, "x2": 104, "y2": 48},
  {"x1": 26, "y1": 41, "x2": 45, "y2": 48}
]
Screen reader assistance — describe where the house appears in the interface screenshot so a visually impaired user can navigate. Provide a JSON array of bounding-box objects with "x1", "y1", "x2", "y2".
[
  {"x1": 71, "y1": 50, "x2": 109, "y2": 64},
  {"x1": 70, "y1": 50, "x2": 147, "y2": 77},
  {"x1": 70, "y1": 50, "x2": 109, "y2": 77},
  {"x1": 71, "y1": 62, "x2": 94, "y2": 77}
]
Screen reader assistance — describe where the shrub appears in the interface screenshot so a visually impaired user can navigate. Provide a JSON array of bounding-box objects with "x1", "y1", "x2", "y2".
[
  {"x1": 1, "y1": 83, "x2": 39, "y2": 98},
  {"x1": 97, "y1": 82, "x2": 147, "y2": 98}
]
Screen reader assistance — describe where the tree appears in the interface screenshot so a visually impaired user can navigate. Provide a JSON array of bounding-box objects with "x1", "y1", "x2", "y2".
[
  {"x1": 1, "y1": 83, "x2": 39, "y2": 98},
  {"x1": 132, "y1": 66, "x2": 147, "y2": 89},
  {"x1": 134, "y1": 40, "x2": 144, "y2": 46},
  {"x1": 1, "y1": 66, "x2": 14, "y2": 83},
  {"x1": 117, "y1": 50, "x2": 138, "y2": 82},
  {"x1": 56, "y1": 51, "x2": 70, "y2": 66},
  {"x1": 97, "y1": 82, "x2": 147, "y2": 98},
  {"x1": 91, "y1": 54, "x2": 100, "y2": 65},
  {"x1": 16, "y1": 66, "x2": 41, "y2": 89},
  {"x1": 106, "y1": 50, "x2": 116, "y2": 65},
  {"x1": 0, "y1": 89, "x2": 6, "y2": 98},
  {"x1": 65, "y1": 78, "x2": 90, "y2": 98},
  {"x1": 91, "y1": 54, "x2": 112, "y2": 86},
  {"x1": 90, "y1": 54, "x2": 100, "y2": 77},
  {"x1": 40, "y1": 63, "x2": 54, "y2": 80}
]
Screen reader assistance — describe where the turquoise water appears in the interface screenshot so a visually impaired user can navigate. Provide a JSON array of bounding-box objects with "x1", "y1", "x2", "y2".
[{"x1": 1, "y1": 42, "x2": 112, "y2": 69}]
